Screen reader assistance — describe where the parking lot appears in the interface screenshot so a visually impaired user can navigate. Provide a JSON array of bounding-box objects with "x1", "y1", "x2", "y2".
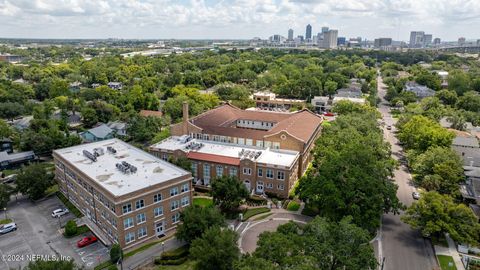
[{"x1": 0, "y1": 195, "x2": 108, "y2": 269}]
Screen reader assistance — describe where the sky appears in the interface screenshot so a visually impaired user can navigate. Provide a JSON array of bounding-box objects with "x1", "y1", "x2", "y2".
[{"x1": 0, "y1": 0, "x2": 479, "y2": 41}]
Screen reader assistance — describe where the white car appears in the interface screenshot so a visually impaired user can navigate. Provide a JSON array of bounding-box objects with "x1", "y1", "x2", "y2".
[
  {"x1": 51, "y1": 208, "x2": 69, "y2": 218},
  {"x1": 0, "y1": 223, "x2": 17, "y2": 234},
  {"x1": 412, "y1": 192, "x2": 421, "y2": 200}
]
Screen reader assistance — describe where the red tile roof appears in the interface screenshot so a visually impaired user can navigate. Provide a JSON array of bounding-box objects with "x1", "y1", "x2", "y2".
[
  {"x1": 140, "y1": 110, "x2": 163, "y2": 118},
  {"x1": 189, "y1": 104, "x2": 322, "y2": 143},
  {"x1": 186, "y1": 152, "x2": 240, "y2": 166}
]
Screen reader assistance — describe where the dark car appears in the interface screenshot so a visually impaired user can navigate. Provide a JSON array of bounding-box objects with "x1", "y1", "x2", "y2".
[{"x1": 77, "y1": 236, "x2": 98, "y2": 248}]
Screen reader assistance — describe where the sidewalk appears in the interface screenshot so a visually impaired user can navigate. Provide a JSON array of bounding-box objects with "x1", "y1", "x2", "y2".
[
  {"x1": 122, "y1": 237, "x2": 185, "y2": 270},
  {"x1": 434, "y1": 234, "x2": 465, "y2": 270}
]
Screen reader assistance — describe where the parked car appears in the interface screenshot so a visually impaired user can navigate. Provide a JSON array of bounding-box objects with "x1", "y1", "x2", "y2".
[
  {"x1": 412, "y1": 192, "x2": 421, "y2": 200},
  {"x1": 386, "y1": 125, "x2": 392, "y2": 130},
  {"x1": 77, "y1": 236, "x2": 98, "y2": 248},
  {"x1": 51, "y1": 208, "x2": 69, "y2": 218},
  {"x1": 0, "y1": 223, "x2": 17, "y2": 234}
]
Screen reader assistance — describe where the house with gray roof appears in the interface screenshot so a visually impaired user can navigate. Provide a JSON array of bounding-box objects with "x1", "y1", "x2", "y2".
[
  {"x1": 0, "y1": 150, "x2": 36, "y2": 169},
  {"x1": 80, "y1": 124, "x2": 115, "y2": 142},
  {"x1": 107, "y1": 121, "x2": 127, "y2": 137},
  {"x1": 11, "y1": 116, "x2": 33, "y2": 130},
  {"x1": 404, "y1": 82, "x2": 435, "y2": 99}
]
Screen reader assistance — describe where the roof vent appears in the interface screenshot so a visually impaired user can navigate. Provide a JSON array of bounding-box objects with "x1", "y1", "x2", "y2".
[
  {"x1": 93, "y1": 148, "x2": 104, "y2": 157},
  {"x1": 116, "y1": 161, "x2": 137, "y2": 174},
  {"x1": 107, "y1": 146, "x2": 117, "y2": 154}
]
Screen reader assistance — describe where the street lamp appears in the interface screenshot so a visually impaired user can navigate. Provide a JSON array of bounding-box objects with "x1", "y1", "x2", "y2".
[
  {"x1": 3, "y1": 207, "x2": 6, "y2": 220},
  {"x1": 162, "y1": 242, "x2": 165, "y2": 253}
]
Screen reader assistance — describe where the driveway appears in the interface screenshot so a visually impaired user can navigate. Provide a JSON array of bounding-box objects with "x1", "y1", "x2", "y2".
[
  {"x1": 0, "y1": 195, "x2": 107, "y2": 269},
  {"x1": 238, "y1": 211, "x2": 311, "y2": 254}
]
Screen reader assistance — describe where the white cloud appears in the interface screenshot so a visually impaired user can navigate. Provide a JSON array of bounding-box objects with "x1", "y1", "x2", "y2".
[{"x1": 0, "y1": 0, "x2": 479, "y2": 40}]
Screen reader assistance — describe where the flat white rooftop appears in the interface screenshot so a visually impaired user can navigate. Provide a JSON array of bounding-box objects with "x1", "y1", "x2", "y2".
[
  {"x1": 151, "y1": 136, "x2": 299, "y2": 168},
  {"x1": 54, "y1": 139, "x2": 190, "y2": 197}
]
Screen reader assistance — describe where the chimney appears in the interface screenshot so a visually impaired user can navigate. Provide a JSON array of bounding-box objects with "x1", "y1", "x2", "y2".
[{"x1": 182, "y1": 101, "x2": 189, "y2": 135}]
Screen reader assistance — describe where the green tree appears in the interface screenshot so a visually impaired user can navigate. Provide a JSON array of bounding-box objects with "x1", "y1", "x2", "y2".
[
  {"x1": 110, "y1": 243, "x2": 123, "y2": 263},
  {"x1": 402, "y1": 192, "x2": 480, "y2": 246},
  {"x1": 410, "y1": 147, "x2": 464, "y2": 195},
  {"x1": 176, "y1": 205, "x2": 226, "y2": 245},
  {"x1": 397, "y1": 115, "x2": 454, "y2": 151},
  {"x1": 81, "y1": 107, "x2": 98, "y2": 128},
  {"x1": 457, "y1": 91, "x2": 480, "y2": 113},
  {"x1": 250, "y1": 217, "x2": 377, "y2": 270},
  {"x1": 331, "y1": 100, "x2": 379, "y2": 117},
  {"x1": 298, "y1": 112, "x2": 400, "y2": 232},
  {"x1": 211, "y1": 176, "x2": 249, "y2": 212},
  {"x1": 64, "y1": 220, "x2": 78, "y2": 237},
  {"x1": 324, "y1": 80, "x2": 338, "y2": 98},
  {"x1": 0, "y1": 102, "x2": 25, "y2": 119},
  {"x1": 16, "y1": 163, "x2": 54, "y2": 200},
  {"x1": 435, "y1": 89, "x2": 458, "y2": 106},
  {"x1": 24, "y1": 259, "x2": 79, "y2": 270},
  {"x1": 0, "y1": 119, "x2": 13, "y2": 139},
  {"x1": 127, "y1": 116, "x2": 165, "y2": 143},
  {"x1": 447, "y1": 112, "x2": 467, "y2": 131},
  {"x1": 190, "y1": 227, "x2": 240, "y2": 270},
  {"x1": 0, "y1": 183, "x2": 11, "y2": 210},
  {"x1": 448, "y1": 70, "x2": 471, "y2": 95}
]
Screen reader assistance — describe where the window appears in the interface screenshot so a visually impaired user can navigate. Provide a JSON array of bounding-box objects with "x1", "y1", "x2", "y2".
[
  {"x1": 243, "y1": 168, "x2": 251, "y2": 175},
  {"x1": 112, "y1": 219, "x2": 117, "y2": 228},
  {"x1": 125, "y1": 232, "x2": 135, "y2": 244},
  {"x1": 191, "y1": 162, "x2": 197, "y2": 177},
  {"x1": 122, "y1": 203, "x2": 132, "y2": 214},
  {"x1": 277, "y1": 171, "x2": 285, "y2": 180},
  {"x1": 138, "y1": 227, "x2": 147, "y2": 239},
  {"x1": 203, "y1": 164, "x2": 211, "y2": 182},
  {"x1": 266, "y1": 169, "x2": 274, "y2": 179},
  {"x1": 161, "y1": 154, "x2": 168, "y2": 161},
  {"x1": 123, "y1": 217, "x2": 134, "y2": 229},
  {"x1": 181, "y1": 183, "x2": 189, "y2": 193},
  {"x1": 246, "y1": 139, "x2": 253, "y2": 146},
  {"x1": 257, "y1": 168, "x2": 263, "y2": 177},
  {"x1": 273, "y1": 142, "x2": 280, "y2": 149},
  {"x1": 256, "y1": 141, "x2": 264, "y2": 147},
  {"x1": 153, "y1": 193, "x2": 162, "y2": 203},
  {"x1": 229, "y1": 167, "x2": 238, "y2": 177},
  {"x1": 277, "y1": 184, "x2": 284, "y2": 190},
  {"x1": 181, "y1": 196, "x2": 190, "y2": 207},
  {"x1": 238, "y1": 138, "x2": 245, "y2": 145},
  {"x1": 136, "y1": 213, "x2": 146, "y2": 224},
  {"x1": 172, "y1": 212, "x2": 180, "y2": 224},
  {"x1": 154, "y1": 206, "x2": 163, "y2": 217},
  {"x1": 170, "y1": 187, "x2": 179, "y2": 197},
  {"x1": 170, "y1": 200, "x2": 179, "y2": 211},
  {"x1": 266, "y1": 183, "x2": 273, "y2": 189},
  {"x1": 264, "y1": 141, "x2": 272, "y2": 148},
  {"x1": 135, "y1": 199, "x2": 145, "y2": 209},
  {"x1": 216, "y1": 165, "x2": 223, "y2": 177}
]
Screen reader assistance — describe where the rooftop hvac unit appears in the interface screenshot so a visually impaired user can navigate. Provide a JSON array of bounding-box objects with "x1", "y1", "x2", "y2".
[
  {"x1": 255, "y1": 151, "x2": 262, "y2": 159},
  {"x1": 93, "y1": 147, "x2": 104, "y2": 157},
  {"x1": 107, "y1": 146, "x2": 117, "y2": 154},
  {"x1": 83, "y1": 150, "x2": 97, "y2": 162},
  {"x1": 130, "y1": 165, "x2": 137, "y2": 173},
  {"x1": 121, "y1": 161, "x2": 130, "y2": 169}
]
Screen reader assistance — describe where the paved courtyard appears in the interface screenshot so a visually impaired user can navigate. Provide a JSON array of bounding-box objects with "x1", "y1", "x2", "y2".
[{"x1": 0, "y1": 195, "x2": 108, "y2": 269}]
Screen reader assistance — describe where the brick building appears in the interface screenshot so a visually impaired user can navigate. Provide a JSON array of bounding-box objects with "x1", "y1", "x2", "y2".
[
  {"x1": 53, "y1": 139, "x2": 192, "y2": 249},
  {"x1": 150, "y1": 102, "x2": 322, "y2": 198}
]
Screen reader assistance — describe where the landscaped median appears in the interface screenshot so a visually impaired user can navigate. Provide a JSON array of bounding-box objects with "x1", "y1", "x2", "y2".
[
  {"x1": 242, "y1": 207, "x2": 270, "y2": 221},
  {"x1": 0, "y1": 218, "x2": 12, "y2": 224},
  {"x1": 437, "y1": 255, "x2": 457, "y2": 270}
]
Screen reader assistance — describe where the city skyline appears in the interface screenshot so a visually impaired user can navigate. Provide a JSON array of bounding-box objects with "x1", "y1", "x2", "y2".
[{"x1": 0, "y1": 0, "x2": 480, "y2": 41}]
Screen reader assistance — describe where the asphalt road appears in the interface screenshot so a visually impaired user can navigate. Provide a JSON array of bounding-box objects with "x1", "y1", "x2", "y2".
[{"x1": 376, "y1": 75, "x2": 438, "y2": 270}]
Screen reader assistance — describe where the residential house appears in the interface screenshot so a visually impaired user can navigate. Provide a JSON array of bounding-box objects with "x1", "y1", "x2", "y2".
[
  {"x1": 139, "y1": 110, "x2": 163, "y2": 118},
  {"x1": 11, "y1": 116, "x2": 33, "y2": 130},
  {"x1": 107, "y1": 82, "x2": 123, "y2": 90},
  {"x1": 107, "y1": 121, "x2": 128, "y2": 137},
  {"x1": 80, "y1": 124, "x2": 115, "y2": 142},
  {"x1": 0, "y1": 138, "x2": 13, "y2": 154},
  {"x1": 52, "y1": 110, "x2": 82, "y2": 128},
  {"x1": 404, "y1": 82, "x2": 435, "y2": 99},
  {"x1": 0, "y1": 150, "x2": 36, "y2": 169}
]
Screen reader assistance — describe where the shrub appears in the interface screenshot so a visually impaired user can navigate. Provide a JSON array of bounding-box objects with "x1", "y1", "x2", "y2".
[
  {"x1": 287, "y1": 201, "x2": 301, "y2": 211},
  {"x1": 161, "y1": 246, "x2": 188, "y2": 260},
  {"x1": 155, "y1": 257, "x2": 188, "y2": 265},
  {"x1": 110, "y1": 244, "x2": 123, "y2": 263},
  {"x1": 64, "y1": 220, "x2": 77, "y2": 237},
  {"x1": 107, "y1": 265, "x2": 118, "y2": 270}
]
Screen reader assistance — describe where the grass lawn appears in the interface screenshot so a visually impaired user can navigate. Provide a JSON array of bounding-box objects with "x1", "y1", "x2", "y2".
[
  {"x1": 252, "y1": 213, "x2": 273, "y2": 221},
  {"x1": 437, "y1": 255, "x2": 457, "y2": 270},
  {"x1": 45, "y1": 184, "x2": 59, "y2": 197},
  {"x1": 0, "y1": 218, "x2": 12, "y2": 224},
  {"x1": 242, "y1": 207, "x2": 270, "y2": 221},
  {"x1": 192, "y1": 197, "x2": 213, "y2": 208},
  {"x1": 157, "y1": 260, "x2": 196, "y2": 270},
  {"x1": 287, "y1": 201, "x2": 300, "y2": 211}
]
